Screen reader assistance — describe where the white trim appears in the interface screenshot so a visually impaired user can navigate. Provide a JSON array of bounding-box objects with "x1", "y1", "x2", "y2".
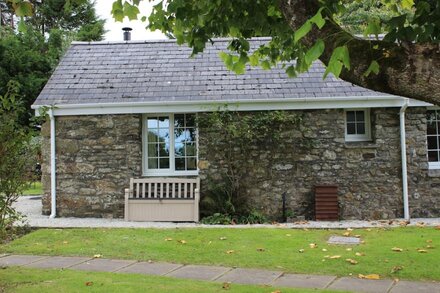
[
  {"x1": 400, "y1": 99, "x2": 410, "y2": 220},
  {"x1": 31, "y1": 96, "x2": 431, "y2": 117},
  {"x1": 49, "y1": 109, "x2": 56, "y2": 219},
  {"x1": 142, "y1": 113, "x2": 199, "y2": 177},
  {"x1": 428, "y1": 162, "x2": 440, "y2": 169},
  {"x1": 344, "y1": 109, "x2": 372, "y2": 142}
]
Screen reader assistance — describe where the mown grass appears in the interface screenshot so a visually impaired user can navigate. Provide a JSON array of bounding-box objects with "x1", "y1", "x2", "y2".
[
  {"x1": 21, "y1": 182, "x2": 42, "y2": 196},
  {"x1": 0, "y1": 267, "x2": 343, "y2": 293},
  {"x1": 1, "y1": 227, "x2": 439, "y2": 281}
]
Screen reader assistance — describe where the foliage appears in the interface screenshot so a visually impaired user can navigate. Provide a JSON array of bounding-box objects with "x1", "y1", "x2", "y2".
[
  {"x1": 197, "y1": 108, "x2": 310, "y2": 220},
  {"x1": 2, "y1": 227, "x2": 440, "y2": 281},
  {"x1": 200, "y1": 213, "x2": 233, "y2": 225},
  {"x1": 0, "y1": 81, "x2": 37, "y2": 240},
  {"x1": 201, "y1": 211, "x2": 268, "y2": 225}
]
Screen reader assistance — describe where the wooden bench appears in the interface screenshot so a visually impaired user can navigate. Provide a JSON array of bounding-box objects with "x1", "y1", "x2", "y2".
[{"x1": 124, "y1": 177, "x2": 200, "y2": 222}]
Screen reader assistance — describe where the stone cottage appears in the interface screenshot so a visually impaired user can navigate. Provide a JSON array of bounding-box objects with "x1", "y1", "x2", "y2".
[{"x1": 32, "y1": 38, "x2": 439, "y2": 221}]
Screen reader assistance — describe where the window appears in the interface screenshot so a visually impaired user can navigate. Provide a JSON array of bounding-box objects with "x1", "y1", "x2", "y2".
[
  {"x1": 143, "y1": 114, "x2": 198, "y2": 175},
  {"x1": 427, "y1": 110, "x2": 440, "y2": 169},
  {"x1": 345, "y1": 109, "x2": 371, "y2": 142}
]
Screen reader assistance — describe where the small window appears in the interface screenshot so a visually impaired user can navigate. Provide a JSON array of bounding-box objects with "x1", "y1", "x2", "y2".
[
  {"x1": 427, "y1": 110, "x2": 440, "y2": 169},
  {"x1": 345, "y1": 109, "x2": 371, "y2": 142},
  {"x1": 143, "y1": 114, "x2": 198, "y2": 175}
]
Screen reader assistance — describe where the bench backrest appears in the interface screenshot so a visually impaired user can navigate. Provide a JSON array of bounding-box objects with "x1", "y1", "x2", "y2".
[{"x1": 128, "y1": 177, "x2": 200, "y2": 200}]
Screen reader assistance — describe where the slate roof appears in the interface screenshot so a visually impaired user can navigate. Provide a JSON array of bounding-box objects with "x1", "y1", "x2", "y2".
[{"x1": 33, "y1": 37, "x2": 390, "y2": 106}]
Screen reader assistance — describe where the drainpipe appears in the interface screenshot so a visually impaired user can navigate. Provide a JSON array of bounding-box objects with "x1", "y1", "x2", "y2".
[
  {"x1": 49, "y1": 109, "x2": 57, "y2": 219},
  {"x1": 400, "y1": 98, "x2": 410, "y2": 220}
]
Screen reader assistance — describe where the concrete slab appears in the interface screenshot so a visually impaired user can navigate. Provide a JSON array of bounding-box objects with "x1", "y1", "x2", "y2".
[
  {"x1": 25, "y1": 256, "x2": 90, "y2": 269},
  {"x1": 216, "y1": 268, "x2": 283, "y2": 285},
  {"x1": 328, "y1": 277, "x2": 394, "y2": 293},
  {"x1": 119, "y1": 261, "x2": 182, "y2": 276},
  {"x1": 273, "y1": 273, "x2": 337, "y2": 289},
  {"x1": 0, "y1": 255, "x2": 48, "y2": 267},
  {"x1": 390, "y1": 280, "x2": 440, "y2": 293},
  {"x1": 328, "y1": 236, "x2": 361, "y2": 245},
  {"x1": 167, "y1": 265, "x2": 231, "y2": 281},
  {"x1": 70, "y1": 258, "x2": 137, "y2": 272}
]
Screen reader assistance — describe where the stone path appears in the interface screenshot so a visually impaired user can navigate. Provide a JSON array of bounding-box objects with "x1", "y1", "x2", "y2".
[
  {"x1": 13, "y1": 196, "x2": 440, "y2": 229},
  {"x1": 1, "y1": 254, "x2": 439, "y2": 293}
]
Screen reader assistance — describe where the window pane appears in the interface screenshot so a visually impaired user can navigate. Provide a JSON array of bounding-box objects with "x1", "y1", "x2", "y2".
[
  {"x1": 175, "y1": 128, "x2": 186, "y2": 143},
  {"x1": 346, "y1": 111, "x2": 355, "y2": 122},
  {"x1": 159, "y1": 158, "x2": 170, "y2": 169},
  {"x1": 148, "y1": 118, "x2": 158, "y2": 129},
  {"x1": 356, "y1": 123, "x2": 365, "y2": 135},
  {"x1": 158, "y1": 116, "x2": 169, "y2": 128},
  {"x1": 186, "y1": 114, "x2": 196, "y2": 127},
  {"x1": 186, "y1": 143, "x2": 196, "y2": 156},
  {"x1": 175, "y1": 157, "x2": 185, "y2": 170},
  {"x1": 187, "y1": 128, "x2": 196, "y2": 143},
  {"x1": 347, "y1": 123, "x2": 356, "y2": 134},
  {"x1": 158, "y1": 143, "x2": 170, "y2": 157},
  {"x1": 187, "y1": 157, "x2": 197, "y2": 170},
  {"x1": 148, "y1": 158, "x2": 158, "y2": 169},
  {"x1": 147, "y1": 130, "x2": 158, "y2": 143},
  {"x1": 427, "y1": 121, "x2": 437, "y2": 135},
  {"x1": 158, "y1": 129, "x2": 170, "y2": 142},
  {"x1": 148, "y1": 144, "x2": 158, "y2": 157},
  {"x1": 356, "y1": 111, "x2": 365, "y2": 122},
  {"x1": 174, "y1": 114, "x2": 185, "y2": 127},
  {"x1": 428, "y1": 151, "x2": 439, "y2": 162},
  {"x1": 175, "y1": 143, "x2": 185, "y2": 156},
  {"x1": 427, "y1": 136, "x2": 438, "y2": 150}
]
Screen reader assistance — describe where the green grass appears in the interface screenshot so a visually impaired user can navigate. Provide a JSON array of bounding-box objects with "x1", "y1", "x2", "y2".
[
  {"x1": 0, "y1": 267, "x2": 343, "y2": 293},
  {"x1": 21, "y1": 182, "x2": 42, "y2": 196},
  {"x1": 1, "y1": 227, "x2": 439, "y2": 281}
]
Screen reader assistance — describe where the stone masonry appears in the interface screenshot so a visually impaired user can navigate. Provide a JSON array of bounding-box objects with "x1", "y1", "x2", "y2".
[{"x1": 41, "y1": 109, "x2": 439, "y2": 219}]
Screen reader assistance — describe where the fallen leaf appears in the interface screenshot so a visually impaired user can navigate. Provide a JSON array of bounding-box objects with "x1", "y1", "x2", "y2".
[
  {"x1": 178, "y1": 240, "x2": 187, "y2": 244},
  {"x1": 365, "y1": 228, "x2": 372, "y2": 232},
  {"x1": 343, "y1": 232, "x2": 351, "y2": 236},
  {"x1": 219, "y1": 237, "x2": 227, "y2": 240},
  {"x1": 63, "y1": 241, "x2": 68, "y2": 244},
  {"x1": 329, "y1": 255, "x2": 341, "y2": 259},
  {"x1": 322, "y1": 248, "x2": 328, "y2": 252},
  {"x1": 222, "y1": 282, "x2": 231, "y2": 290},
  {"x1": 417, "y1": 249, "x2": 428, "y2": 253},
  {"x1": 298, "y1": 249, "x2": 305, "y2": 253},
  {"x1": 346, "y1": 258, "x2": 358, "y2": 265},
  {"x1": 164, "y1": 238, "x2": 173, "y2": 241},
  {"x1": 324, "y1": 255, "x2": 330, "y2": 258},
  {"x1": 416, "y1": 222, "x2": 426, "y2": 227},
  {"x1": 285, "y1": 234, "x2": 291, "y2": 237},
  {"x1": 346, "y1": 248, "x2": 352, "y2": 251},
  {"x1": 93, "y1": 254, "x2": 102, "y2": 258},
  {"x1": 392, "y1": 247, "x2": 403, "y2": 252},
  {"x1": 394, "y1": 278, "x2": 400, "y2": 283},
  {"x1": 391, "y1": 266, "x2": 403, "y2": 273},
  {"x1": 256, "y1": 248, "x2": 265, "y2": 252},
  {"x1": 85, "y1": 281, "x2": 93, "y2": 286},
  {"x1": 354, "y1": 234, "x2": 362, "y2": 238},
  {"x1": 271, "y1": 290, "x2": 282, "y2": 293},
  {"x1": 426, "y1": 245, "x2": 435, "y2": 249},
  {"x1": 347, "y1": 228, "x2": 353, "y2": 231},
  {"x1": 355, "y1": 252, "x2": 365, "y2": 256},
  {"x1": 226, "y1": 250, "x2": 235, "y2": 254},
  {"x1": 435, "y1": 225, "x2": 440, "y2": 230},
  {"x1": 399, "y1": 221, "x2": 410, "y2": 227},
  {"x1": 309, "y1": 243, "x2": 317, "y2": 249},
  {"x1": 359, "y1": 274, "x2": 380, "y2": 280},
  {"x1": 426, "y1": 239, "x2": 433, "y2": 243}
]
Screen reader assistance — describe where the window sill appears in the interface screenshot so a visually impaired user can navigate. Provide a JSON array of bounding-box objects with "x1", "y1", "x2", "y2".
[
  {"x1": 428, "y1": 168, "x2": 440, "y2": 177},
  {"x1": 344, "y1": 142, "x2": 377, "y2": 149},
  {"x1": 142, "y1": 171, "x2": 199, "y2": 177}
]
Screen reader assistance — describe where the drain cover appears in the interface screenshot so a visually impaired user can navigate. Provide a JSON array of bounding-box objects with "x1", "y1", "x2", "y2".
[{"x1": 327, "y1": 236, "x2": 361, "y2": 245}]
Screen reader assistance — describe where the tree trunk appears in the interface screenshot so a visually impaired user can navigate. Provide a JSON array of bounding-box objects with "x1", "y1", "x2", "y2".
[{"x1": 279, "y1": 0, "x2": 440, "y2": 105}]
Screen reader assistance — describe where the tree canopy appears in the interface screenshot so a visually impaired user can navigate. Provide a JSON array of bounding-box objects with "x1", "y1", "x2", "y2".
[{"x1": 110, "y1": 0, "x2": 440, "y2": 105}]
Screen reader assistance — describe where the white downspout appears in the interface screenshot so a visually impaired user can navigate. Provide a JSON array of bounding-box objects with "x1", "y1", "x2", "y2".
[
  {"x1": 49, "y1": 109, "x2": 57, "y2": 219},
  {"x1": 400, "y1": 98, "x2": 410, "y2": 220}
]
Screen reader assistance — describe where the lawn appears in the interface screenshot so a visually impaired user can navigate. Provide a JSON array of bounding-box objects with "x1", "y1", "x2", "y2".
[
  {"x1": 0, "y1": 267, "x2": 342, "y2": 293},
  {"x1": 21, "y1": 182, "x2": 42, "y2": 196},
  {"x1": 1, "y1": 227, "x2": 439, "y2": 281}
]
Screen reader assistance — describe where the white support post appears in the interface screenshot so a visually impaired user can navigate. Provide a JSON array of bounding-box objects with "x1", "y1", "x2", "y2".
[
  {"x1": 400, "y1": 98, "x2": 410, "y2": 220},
  {"x1": 49, "y1": 109, "x2": 57, "y2": 219},
  {"x1": 124, "y1": 188, "x2": 130, "y2": 221}
]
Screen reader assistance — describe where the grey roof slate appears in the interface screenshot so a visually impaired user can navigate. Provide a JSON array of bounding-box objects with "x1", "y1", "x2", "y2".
[{"x1": 33, "y1": 38, "x2": 390, "y2": 106}]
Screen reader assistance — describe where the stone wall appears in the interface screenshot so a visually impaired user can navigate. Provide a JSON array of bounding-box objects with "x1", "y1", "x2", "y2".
[
  {"x1": 41, "y1": 115, "x2": 142, "y2": 218},
  {"x1": 41, "y1": 109, "x2": 439, "y2": 219}
]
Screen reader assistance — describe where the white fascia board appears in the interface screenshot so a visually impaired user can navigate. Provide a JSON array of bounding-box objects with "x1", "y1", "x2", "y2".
[{"x1": 31, "y1": 96, "x2": 432, "y2": 116}]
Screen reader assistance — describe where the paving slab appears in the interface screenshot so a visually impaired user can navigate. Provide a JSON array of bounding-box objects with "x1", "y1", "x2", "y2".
[
  {"x1": 273, "y1": 273, "x2": 337, "y2": 289},
  {"x1": 70, "y1": 258, "x2": 137, "y2": 272},
  {"x1": 216, "y1": 268, "x2": 283, "y2": 285},
  {"x1": 327, "y1": 236, "x2": 361, "y2": 245},
  {"x1": 119, "y1": 261, "x2": 183, "y2": 276},
  {"x1": 0, "y1": 255, "x2": 49, "y2": 267},
  {"x1": 25, "y1": 256, "x2": 90, "y2": 269},
  {"x1": 390, "y1": 280, "x2": 440, "y2": 293},
  {"x1": 328, "y1": 277, "x2": 394, "y2": 293},
  {"x1": 166, "y1": 264, "x2": 231, "y2": 281}
]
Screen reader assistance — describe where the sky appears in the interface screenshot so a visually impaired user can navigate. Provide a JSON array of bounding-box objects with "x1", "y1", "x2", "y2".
[{"x1": 94, "y1": 0, "x2": 166, "y2": 41}]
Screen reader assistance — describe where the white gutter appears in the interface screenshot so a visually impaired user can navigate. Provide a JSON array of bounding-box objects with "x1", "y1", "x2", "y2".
[
  {"x1": 400, "y1": 98, "x2": 410, "y2": 220},
  {"x1": 49, "y1": 109, "x2": 57, "y2": 219}
]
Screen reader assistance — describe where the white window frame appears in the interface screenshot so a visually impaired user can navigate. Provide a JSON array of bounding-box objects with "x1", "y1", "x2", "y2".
[
  {"x1": 426, "y1": 107, "x2": 440, "y2": 170},
  {"x1": 344, "y1": 109, "x2": 371, "y2": 142},
  {"x1": 142, "y1": 113, "x2": 199, "y2": 176}
]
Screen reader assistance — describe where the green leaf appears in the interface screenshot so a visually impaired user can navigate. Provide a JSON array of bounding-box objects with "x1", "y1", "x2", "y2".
[
  {"x1": 364, "y1": 18, "x2": 381, "y2": 38},
  {"x1": 249, "y1": 54, "x2": 259, "y2": 66},
  {"x1": 17, "y1": 18, "x2": 27, "y2": 32},
  {"x1": 364, "y1": 60, "x2": 380, "y2": 77},
  {"x1": 124, "y1": 2, "x2": 140, "y2": 20},
  {"x1": 294, "y1": 21, "x2": 312, "y2": 43},
  {"x1": 111, "y1": 0, "x2": 124, "y2": 22},
  {"x1": 324, "y1": 45, "x2": 350, "y2": 79},
  {"x1": 286, "y1": 65, "x2": 297, "y2": 78},
  {"x1": 402, "y1": 0, "x2": 414, "y2": 10},
  {"x1": 14, "y1": 1, "x2": 33, "y2": 17},
  {"x1": 309, "y1": 8, "x2": 326, "y2": 29},
  {"x1": 260, "y1": 60, "x2": 271, "y2": 70},
  {"x1": 141, "y1": 16, "x2": 147, "y2": 22},
  {"x1": 304, "y1": 39, "x2": 325, "y2": 66}
]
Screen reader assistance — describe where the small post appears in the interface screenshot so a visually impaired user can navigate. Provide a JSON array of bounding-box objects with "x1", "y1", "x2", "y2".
[
  {"x1": 282, "y1": 192, "x2": 287, "y2": 223},
  {"x1": 124, "y1": 188, "x2": 130, "y2": 221}
]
